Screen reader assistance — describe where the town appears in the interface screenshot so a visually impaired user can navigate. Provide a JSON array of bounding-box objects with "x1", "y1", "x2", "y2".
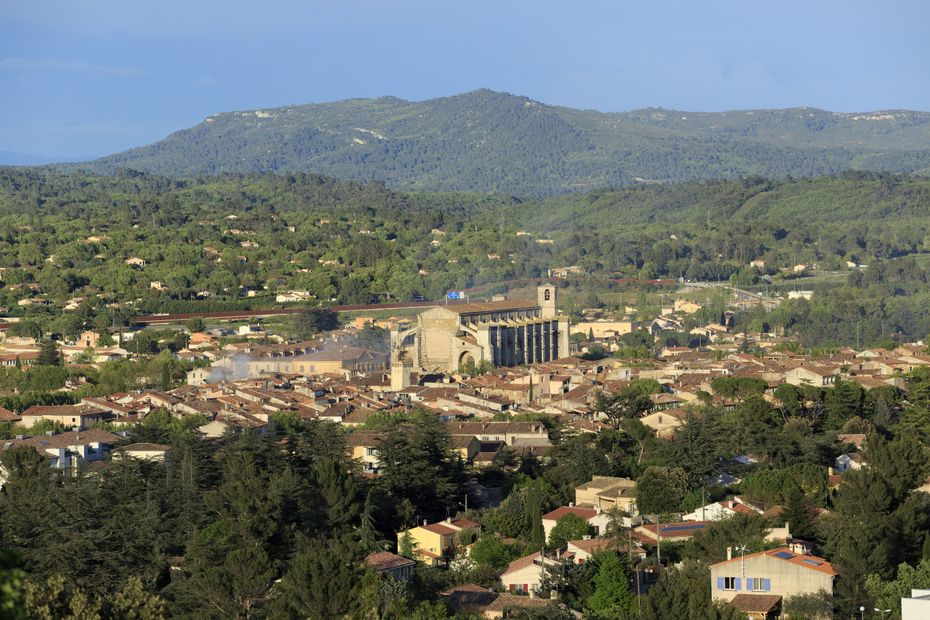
[{"x1": 1, "y1": 278, "x2": 928, "y2": 618}]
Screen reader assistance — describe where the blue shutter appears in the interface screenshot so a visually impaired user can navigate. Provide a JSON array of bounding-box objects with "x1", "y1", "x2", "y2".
[
  {"x1": 746, "y1": 577, "x2": 753, "y2": 591},
  {"x1": 735, "y1": 578, "x2": 741, "y2": 591},
  {"x1": 763, "y1": 578, "x2": 771, "y2": 592},
  {"x1": 717, "y1": 577, "x2": 724, "y2": 590}
]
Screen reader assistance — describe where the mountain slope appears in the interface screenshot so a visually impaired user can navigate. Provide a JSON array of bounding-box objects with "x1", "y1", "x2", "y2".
[{"x1": 74, "y1": 89, "x2": 930, "y2": 195}]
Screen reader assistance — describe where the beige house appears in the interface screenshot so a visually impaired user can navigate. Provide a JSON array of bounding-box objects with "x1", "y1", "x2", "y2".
[
  {"x1": 674, "y1": 299, "x2": 703, "y2": 314},
  {"x1": 785, "y1": 365, "x2": 839, "y2": 387},
  {"x1": 710, "y1": 547, "x2": 836, "y2": 608},
  {"x1": 347, "y1": 432, "x2": 384, "y2": 475},
  {"x1": 20, "y1": 405, "x2": 109, "y2": 431},
  {"x1": 115, "y1": 442, "x2": 172, "y2": 462},
  {"x1": 574, "y1": 476, "x2": 638, "y2": 514},
  {"x1": 639, "y1": 408, "x2": 687, "y2": 438},
  {"x1": 571, "y1": 321, "x2": 640, "y2": 339}
]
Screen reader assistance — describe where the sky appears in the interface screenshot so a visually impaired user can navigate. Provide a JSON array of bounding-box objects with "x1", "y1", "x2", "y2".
[{"x1": 2, "y1": 0, "x2": 929, "y2": 160}]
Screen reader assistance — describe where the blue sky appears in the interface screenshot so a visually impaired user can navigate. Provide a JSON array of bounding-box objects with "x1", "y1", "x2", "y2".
[{"x1": 2, "y1": 0, "x2": 929, "y2": 159}]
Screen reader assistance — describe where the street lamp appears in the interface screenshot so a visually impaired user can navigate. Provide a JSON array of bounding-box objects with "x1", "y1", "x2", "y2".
[
  {"x1": 859, "y1": 606, "x2": 865, "y2": 620},
  {"x1": 874, "y1": 609, "x2": 891, "y2": 620}
]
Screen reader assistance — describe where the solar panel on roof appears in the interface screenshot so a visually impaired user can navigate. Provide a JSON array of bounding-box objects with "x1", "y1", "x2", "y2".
[
  {"x1": 773, "y1": 551, "x2": 795, "y2": 559},
  {"x1": 801, "y1": 559, "x2": 822, "y2": 566},
  {"x1": 660, "y1": 524, "x2": 706, "y2": 533}
]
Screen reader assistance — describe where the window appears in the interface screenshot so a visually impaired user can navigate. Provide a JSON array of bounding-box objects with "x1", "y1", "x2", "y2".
[
  {"x1": 749, "y1": 577, "x2": 770, "y2": 592},
  {"x1": 724, "y1": 577, "x2": 737, "y2": 591}
]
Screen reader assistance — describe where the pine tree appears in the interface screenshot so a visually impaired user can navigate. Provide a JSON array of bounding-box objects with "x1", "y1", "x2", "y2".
[
  {"x1": 586, "y1": 552, "x2": 634, "y2": 620},
  {"x1": 36, "y1": 340, "x2": 61, "y2": 367},
  {"x1": 399, "y1": 530, "x2": 416, "y2": 559},
  {"x1": 270, "y1": 537, "x2": 362, "y2": 618},
  {"x1": 782, "y1": 485, "x2": 816, "y2": 541},
  {"x1": 314, "y1": 457, "x2": 360, "y2": 529},
  {"x1": 358, "y1": 491, "x2": 386, "y2": 554}
]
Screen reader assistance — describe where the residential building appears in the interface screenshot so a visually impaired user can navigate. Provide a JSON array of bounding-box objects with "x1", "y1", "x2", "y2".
[
  {"x1": 682, "y1": 499, "x2": 762, "y2": 522},
  {"x1": 541, "y1": 506, "x2": 610, "y2": 542},
  {"x1": 635, "y1": 521, "x2": 712, "y2": 544},
  {"x1": 903, "y1": 589, "x2": 930, "y2": 619},
  {"x1": 20, "y1": 405, "x2": 109, "y2": 430},
  {"x1": 364, "y1": 551, "x2": 415, "y2": 582},
  {"x1": 710, "y1": 547, "x2": 836, "y2": 610},
  {"x1": 499, "y1": 551, "x2": 561, "y2": 595},
  {"x1": 574, "y1": 476, "x2": 638, "y2": 514},
  {"x1": 0, "y1": 428, "x2": 124, "y2": 479},
  {"x1": 347, "y1": 433, "x2": 383, "y2": 475},
  {"x1": 115, "y1": 443, "x2": 172, "y2": 462},
  {"x1": 397, "y1": 518, "x2": 479, "y2": 566}
]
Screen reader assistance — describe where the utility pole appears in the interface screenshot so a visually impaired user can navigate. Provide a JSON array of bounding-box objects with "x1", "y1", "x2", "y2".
[{"x1": 656, "y1": 515, "x2": 661, "y2": 565}]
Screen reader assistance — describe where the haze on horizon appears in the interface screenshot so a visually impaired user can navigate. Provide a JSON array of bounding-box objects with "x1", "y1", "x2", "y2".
[{"x1": 2, "y1": 0, "x2": 929, "y2": 161}]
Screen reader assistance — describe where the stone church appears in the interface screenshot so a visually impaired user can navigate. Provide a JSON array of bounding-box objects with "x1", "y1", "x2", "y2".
[{"x1": 390, "y1": 285, "x2": 570, "y2": 381}]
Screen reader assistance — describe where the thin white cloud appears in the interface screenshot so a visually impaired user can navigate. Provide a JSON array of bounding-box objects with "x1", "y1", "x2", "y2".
[{"x1": 0, "y1": 56, "x2": 145, "y2": 77}]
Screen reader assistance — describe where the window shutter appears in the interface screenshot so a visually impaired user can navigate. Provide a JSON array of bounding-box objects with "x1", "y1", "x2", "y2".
[
  {"x1": 763, "y1": 578, "x2": 771, "y2": 592},
  {"x1": 735, "y1": 578, "x2": 741, "y2": 591},
  {"x1": 717, "y1": 577, "x2": 724, "y2": 590}
]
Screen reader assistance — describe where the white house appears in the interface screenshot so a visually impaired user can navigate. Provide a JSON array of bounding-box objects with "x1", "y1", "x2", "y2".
[
  {"x1": 903, "y1": 589, "x2": 930, "y2": 620},
  {"x1": 500, "y1": 551, "x2": 560, "y2": 595},
  {"x1": 834, "y1": 452, "x2": 865, "y2": 474},
  {"x1": 541, "y1": 506, "x2": 611, "y2": 542},
  {"x1": 682, "y1": 499, "x2": 762, "y2": 522}
]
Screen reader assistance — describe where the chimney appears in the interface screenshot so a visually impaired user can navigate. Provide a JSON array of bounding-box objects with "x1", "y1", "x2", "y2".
[
  {"x1": 422, "y1": 519, "x2": 427, "y2": 526},
  {"x1": 569, "y1": 502, "x2": 574, "y2": 507},
  {"x1": 726, "y1": 546, "x2": 733, "y2": 561}
]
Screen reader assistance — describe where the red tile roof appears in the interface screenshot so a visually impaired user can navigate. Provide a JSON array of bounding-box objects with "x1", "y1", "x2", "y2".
[
  {"x1": 711, "y1": 546, "x2": 837, "y2": 576},
  {"x1": 365, "y1": 551, "x2": 415, "y2": 572},
  {"x1": 542, "y1": 506, "x2": 598, "y2": 522}
]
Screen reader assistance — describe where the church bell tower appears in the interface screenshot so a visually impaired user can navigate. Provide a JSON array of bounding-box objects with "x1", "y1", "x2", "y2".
[{"x1": 538, "y1": 284, "x2": 557, "y2": 319}]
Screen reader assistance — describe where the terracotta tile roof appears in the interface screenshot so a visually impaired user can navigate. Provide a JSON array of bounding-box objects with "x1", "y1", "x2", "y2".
[
  {"x1": 728, "y1": 594, "x2": 782, "y2": 613},
  {"x1": 503, "y1": 551, "x2": 547, "y2": 574},
  {"x1": 22, "y1": 405, "x2": 106, "y2": 417},
  {"x1": 450, "y1": 517, "x2": 479, "y2": 530},
  {"x1": 542, "y1": 506, "x2": 598, "y2": 522},
  {"x1": 421, "y1": 523, "x2": 457, "y2": 535},
  {"x1": 710, "y1": 546, "x2": 837, "y2": 576},
  {"x1": 365, "y1": 551, "x2": 415, "y2": 572},
  {"x1": 0, "y1": 406, "x2": 20, "y2": 421},
  {"x1": 484, "y1": 594, "x2": 554, "y2": 613}
]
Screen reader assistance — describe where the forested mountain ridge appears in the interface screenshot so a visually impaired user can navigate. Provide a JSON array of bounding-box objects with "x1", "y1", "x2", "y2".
[{"x1": 67, "y1": 90, "x2": 930, "y2": 195}]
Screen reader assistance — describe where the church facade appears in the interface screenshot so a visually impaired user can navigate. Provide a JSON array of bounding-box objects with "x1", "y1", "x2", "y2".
[{"x1": 391, "y1": 285, "x2": 570, "y2": 374}]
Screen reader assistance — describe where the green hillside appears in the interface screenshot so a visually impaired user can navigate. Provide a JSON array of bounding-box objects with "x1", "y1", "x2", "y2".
[
  {"x1": 532, "y1": 172, "x2": 930, "y2": 230},
  {"x1": 69, "y1": 90, "x2": 930, "y2": 196}
]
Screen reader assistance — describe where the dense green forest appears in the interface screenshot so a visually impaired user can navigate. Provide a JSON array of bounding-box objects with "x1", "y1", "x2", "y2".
[
  {"x1": 4, "y1": 169, "x2": 930, "y2": 347},
  {"x1": 62, "y1": 90, "x2": 930, "y2": 195}
]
